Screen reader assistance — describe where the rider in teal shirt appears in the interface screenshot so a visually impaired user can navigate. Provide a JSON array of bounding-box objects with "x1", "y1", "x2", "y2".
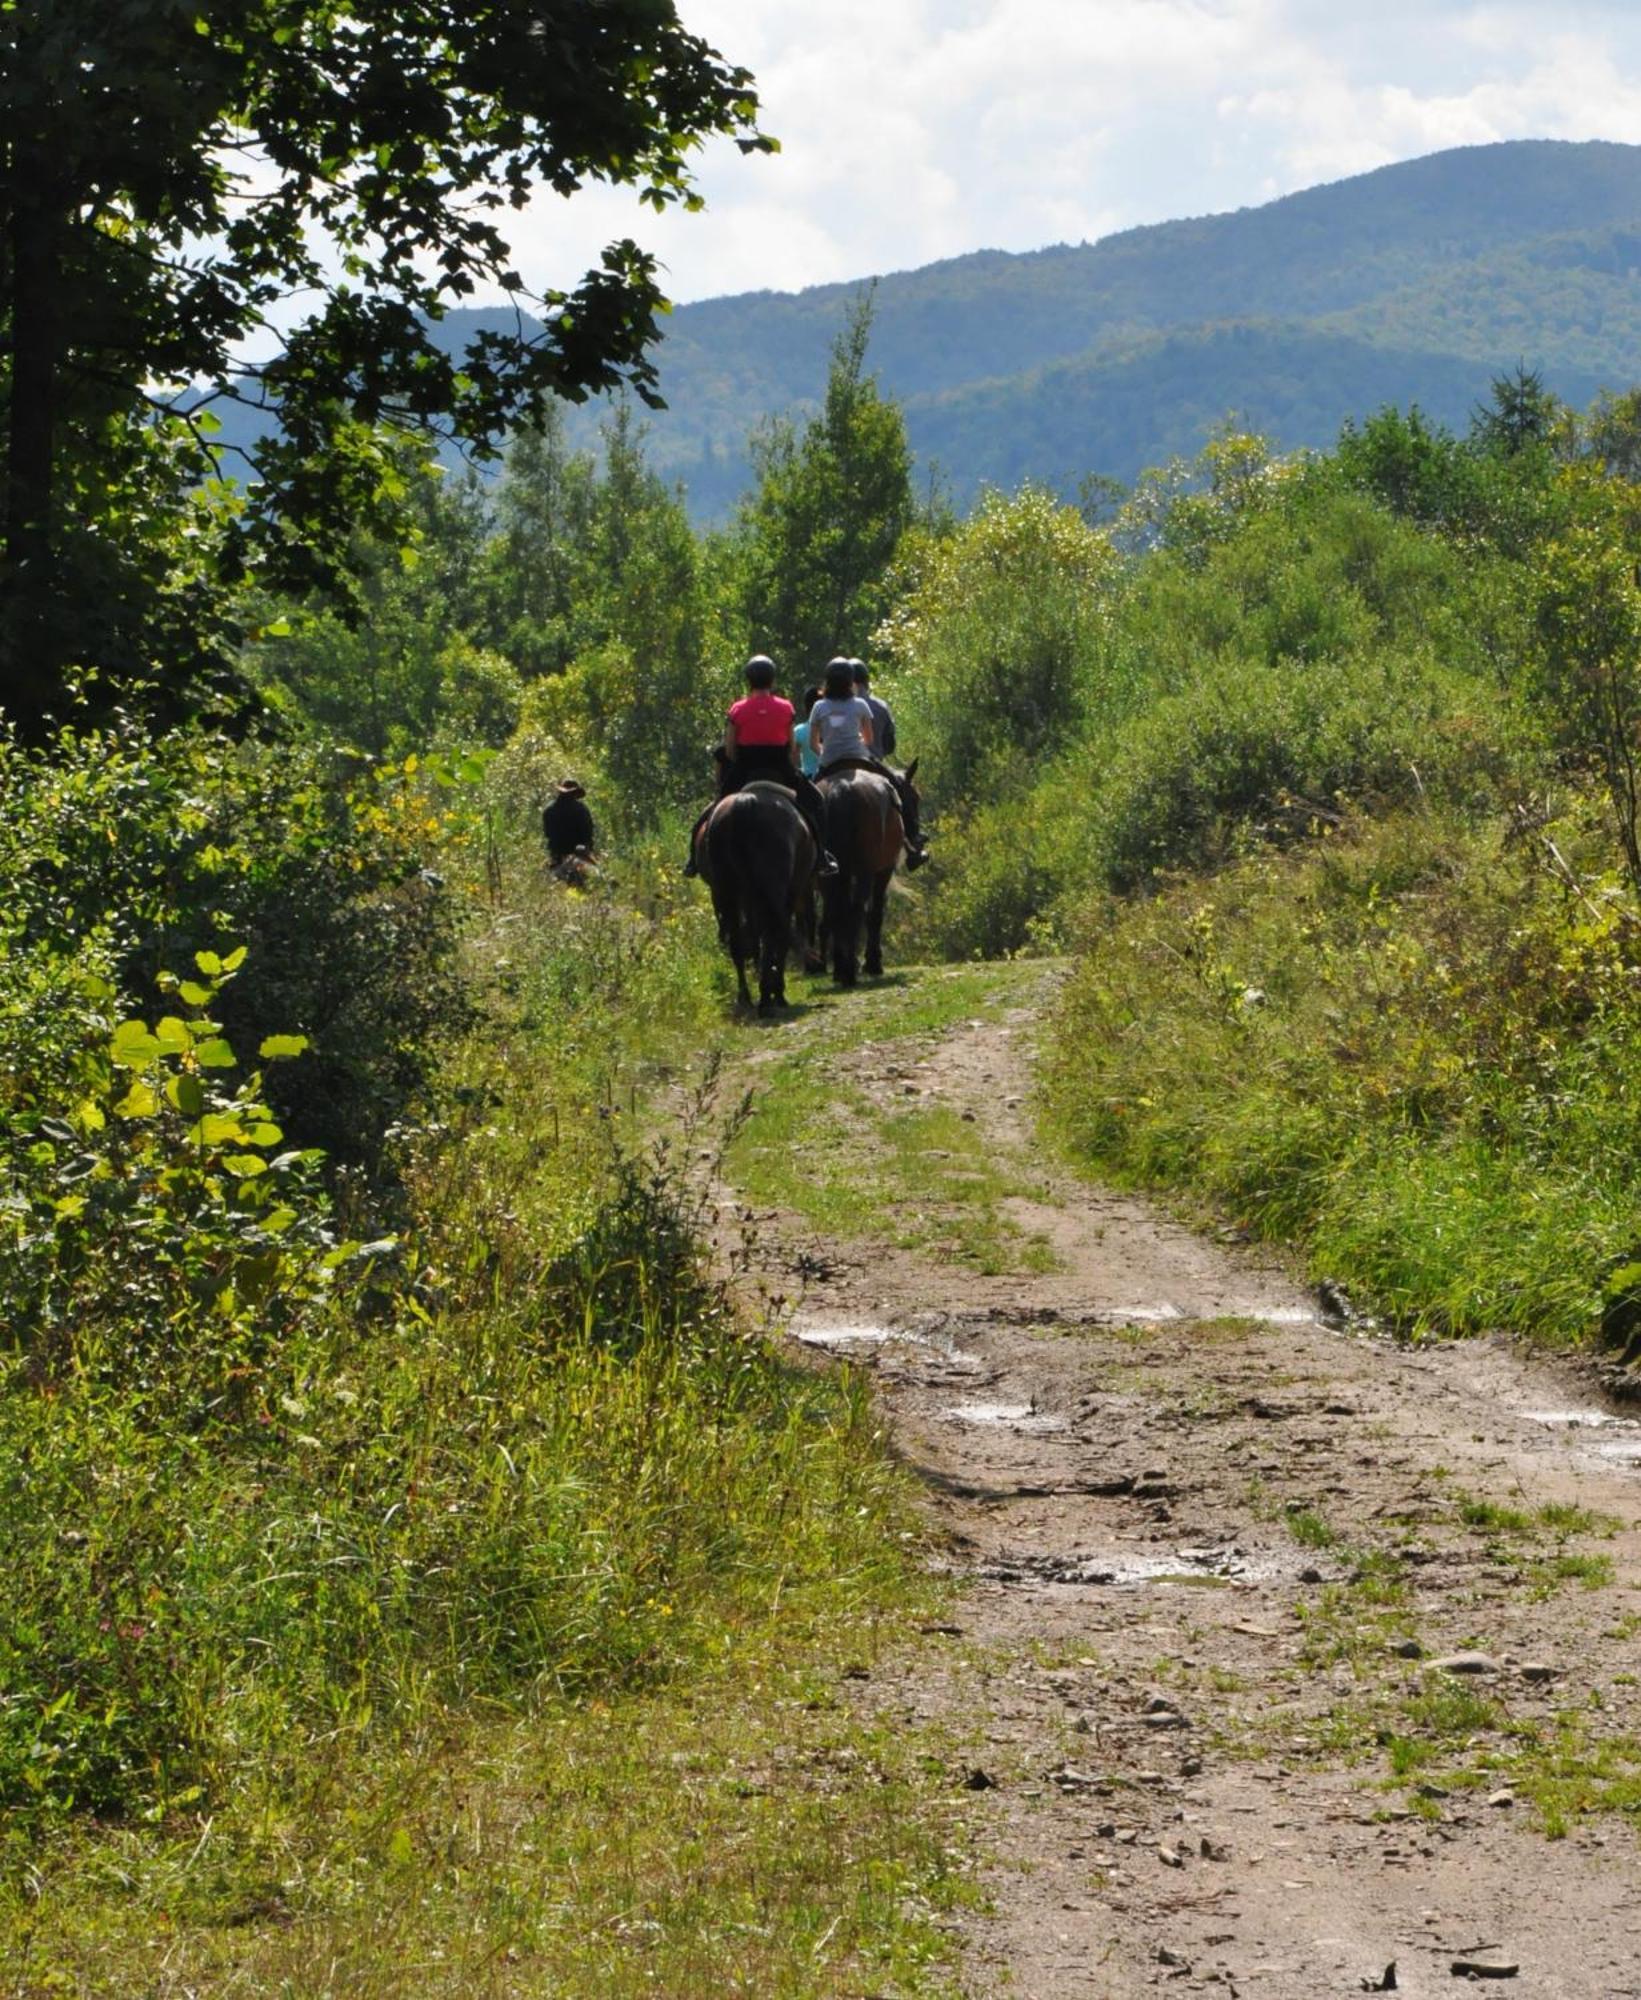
[{"x1": 792, "y1": 684, "x2": 822, "y2": 777}]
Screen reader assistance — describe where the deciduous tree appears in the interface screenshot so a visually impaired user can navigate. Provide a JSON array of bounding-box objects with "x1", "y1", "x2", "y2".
[
  {"x1": 736, "y1": 291, "x2": 913, "y2": 677},
  {"x1": 0, "y1": 0, "x2": 769, "y2": 731}
]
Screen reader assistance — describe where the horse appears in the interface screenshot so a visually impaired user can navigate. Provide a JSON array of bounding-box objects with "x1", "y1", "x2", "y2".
[
  {"x1": 550, "y1": 845, "x2": 599, "y2": 890},
  {"x1": 698, "y1": 780, "x2": 817, "y2": 1015},
  {"x1": 816, "y1": 759, "x2": 918, "y2": 986}
]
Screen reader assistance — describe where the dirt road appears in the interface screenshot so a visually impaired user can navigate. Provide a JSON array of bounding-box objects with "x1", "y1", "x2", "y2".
[{"x1": 717, "y1": 962, "x2": 1641, "y2": 1999}]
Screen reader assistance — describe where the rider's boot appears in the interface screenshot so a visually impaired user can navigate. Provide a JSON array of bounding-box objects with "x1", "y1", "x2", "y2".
[{"x1": 794, "y1": 774, "x2": 840, "y2": 877}]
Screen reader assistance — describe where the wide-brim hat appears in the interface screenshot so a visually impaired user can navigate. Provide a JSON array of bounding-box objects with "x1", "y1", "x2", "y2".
[{"x1": 555, "y1": 778, "x2": 586, "y2": 798}]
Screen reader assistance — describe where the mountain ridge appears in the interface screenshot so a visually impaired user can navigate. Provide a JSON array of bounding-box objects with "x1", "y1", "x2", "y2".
[
  {"x1": 550, "y1": 137, "x2": 1641, "y2": 513},
  {"x1": 209, "y1": 140, "x2": 1641, "y2": 515}
]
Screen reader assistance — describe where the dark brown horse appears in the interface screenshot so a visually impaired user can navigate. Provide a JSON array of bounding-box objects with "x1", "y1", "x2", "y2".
[
  {"x1": 817, "y1": 760, "x2": 918, "y2": 986},
  {"x1": 697, "y1": 780, "x2": 817, "y2": 1014}
]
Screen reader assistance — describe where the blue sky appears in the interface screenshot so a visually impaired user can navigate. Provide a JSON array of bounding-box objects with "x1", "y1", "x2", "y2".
[{"x1": 505, "y1": 1, "x2": 1641, "y2": 304}]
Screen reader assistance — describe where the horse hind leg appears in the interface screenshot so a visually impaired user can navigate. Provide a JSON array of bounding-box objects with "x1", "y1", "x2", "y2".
[
  {"x1": 731, "y1": 908, "x2": 756, "y2": 1010},
  {"x1": 833, "y1": 880, "x2": 867, "y2": 988},
  {"x1": 759, "y1": 910, "x2": 792, "y2": 1015},
  {"x1": 864, "y1": 871, "x2": 890, "y2": 979}
]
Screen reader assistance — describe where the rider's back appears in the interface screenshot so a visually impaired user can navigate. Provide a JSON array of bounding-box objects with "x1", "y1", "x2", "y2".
[{"x1": 809, "y1": 693, "x2": 874, "y2": 768}]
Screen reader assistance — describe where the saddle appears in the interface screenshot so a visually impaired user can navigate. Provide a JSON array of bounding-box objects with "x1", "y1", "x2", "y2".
[{"x1": 708, "y1": 777, "x2": 799, "y2": 824}]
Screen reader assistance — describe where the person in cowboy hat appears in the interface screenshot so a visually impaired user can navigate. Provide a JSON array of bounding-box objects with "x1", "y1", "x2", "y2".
[{"x1": 542, "y1": 777, "x2": 595, "y2": 867}]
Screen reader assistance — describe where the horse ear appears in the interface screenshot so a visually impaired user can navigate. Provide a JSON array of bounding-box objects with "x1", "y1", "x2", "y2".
[{"x1": 904, "y1": 758, "x2": 919, "y2": 783}]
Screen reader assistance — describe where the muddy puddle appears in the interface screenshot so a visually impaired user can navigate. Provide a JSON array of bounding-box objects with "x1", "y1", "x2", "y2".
[
  {"x1": 982, "y1": 1543, "x2": 1282, "y2": 1589},
  {"x1": 1096, "y1": 1302, "x2": 1321, "y2": 1329},
  {"x1": 938, "y1": 1400, "x2": 1067, "y2": 1433},
  {"x1": 790, "y1": 1319, "x2": 936, "y2": 1353},
  {"x1": 1522, "y1": 1406, "x2": 1641, "y2": 1466},
  {"x1": 788, "y1": 1317, "x2": 989, "y2": 1375}
]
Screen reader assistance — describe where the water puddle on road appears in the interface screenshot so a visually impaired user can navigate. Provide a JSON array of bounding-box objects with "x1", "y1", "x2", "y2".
[
  {"x1": 791, "y1": 1320, "x2": 931, "y2": 1353},
  {"x1": 939, "y1": 1400, "x2": 1067, "y2": 1433},
  {"x1": 984, "y1": 1544, "x2": 1276, "y2": 1589},
  {"x1": 1102, "y1": 1303, "x2": 1320, "y2": 1329},
  {"x1": 1521, "y1": 1407, "x2": 1641, "y2": 1469}
]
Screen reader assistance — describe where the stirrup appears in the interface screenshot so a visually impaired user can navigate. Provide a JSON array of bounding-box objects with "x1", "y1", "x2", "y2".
[
  {"x1": 818, "y1": 850, "x2": 840, "y2": 879},
  {"x1": 903, "y1": 843, "x2": 929, "y2": 872}
]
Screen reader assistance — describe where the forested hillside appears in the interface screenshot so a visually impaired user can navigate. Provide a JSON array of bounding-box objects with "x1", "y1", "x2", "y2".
[
  {"x1": 560, "y1": 137, "x2": 1641, "y2": 513},
  {"x1": 207, "y1": 140, "x2": 1641, "y2": 517}
]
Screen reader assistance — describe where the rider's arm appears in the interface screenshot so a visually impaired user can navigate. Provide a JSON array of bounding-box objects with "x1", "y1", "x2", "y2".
[{"x1": 722, "y1": 719, "x2": 739, "y2": 759}]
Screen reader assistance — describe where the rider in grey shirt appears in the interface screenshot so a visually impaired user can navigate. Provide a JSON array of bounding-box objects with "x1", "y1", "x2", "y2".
[{"x1": 809, "y1": 688, "x2": 876, "y2": 768}]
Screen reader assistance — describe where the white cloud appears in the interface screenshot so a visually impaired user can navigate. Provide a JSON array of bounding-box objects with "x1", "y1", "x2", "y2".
[{"x1": 494, "y1": 1, "x2": 1641, "y2": 308}]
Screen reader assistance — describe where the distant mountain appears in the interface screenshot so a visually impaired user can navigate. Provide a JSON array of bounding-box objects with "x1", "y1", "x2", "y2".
[
  {"x1": 562, "y1": 137, "x2": 1641, "y2": 515},
  {"x1": 210, "y1": 141, "x2": 1641, "y2": 516},
  {"x1": 901, "y1": 322, "x2": 1611, "y2": 504}
]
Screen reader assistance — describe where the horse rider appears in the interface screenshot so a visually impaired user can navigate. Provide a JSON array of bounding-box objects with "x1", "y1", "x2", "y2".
[
  {"x1": 810, "y1": 658, "x2": 928, "y2": 869},
  {"x1": 684, "y1": 655, "x2": 839, "y2": 878},
  {"x1": 793, "y1": 684, "x2": 823, "y2": 777},
  {"x1": 851, "y1": 660, "x2": 896, "y2": 761},
  {"x1": 542, "y1": 777, "x2": 595, "y2": 865}
]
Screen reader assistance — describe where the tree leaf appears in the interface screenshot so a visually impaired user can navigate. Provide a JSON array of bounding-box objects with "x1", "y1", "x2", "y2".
[
  {"x1": 111, "y1": 1022, "x2": 163, "y2": 1068},
  {"x1": 258, "y1": 1034, "x2": 311, "y2": 1059},
  {"x1": 165, "y1": 1074, "x2": 206, "y2": 1117},
  {"x1": 154, "y1": 1016, "x2": 194, "y2": 1054}
]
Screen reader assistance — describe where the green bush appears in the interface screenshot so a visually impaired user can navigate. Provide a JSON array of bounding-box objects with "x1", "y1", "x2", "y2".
[
  {"x1": 1086, "y1": 646, "x2": 1532, "y2": 891},
  {"x1": 880, "y1": 487, "x2": 1119, "y2": 809},
  {"x1": 0, "y1": 949, "x2": 346, "y2": 1396},
  {"x1": 1, "y1": 716, "x2": 469, "y2": 1177}
]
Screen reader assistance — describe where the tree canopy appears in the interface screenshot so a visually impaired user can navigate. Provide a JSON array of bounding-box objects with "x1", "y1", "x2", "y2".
[
  {"x1": 736, "y1": 292, "x2": 913, "y2": 675},
  {"x1": 0, "y1": 0, "x2": 769, "y2": 730}
]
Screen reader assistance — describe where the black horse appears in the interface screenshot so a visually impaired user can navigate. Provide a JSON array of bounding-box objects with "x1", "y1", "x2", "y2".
[
  {"x1": 698, "y1": 780, "x2": 817, "y2": 1014},
  {"x1": 817, "y1": 760, "x2": 918, "y2": 986}
]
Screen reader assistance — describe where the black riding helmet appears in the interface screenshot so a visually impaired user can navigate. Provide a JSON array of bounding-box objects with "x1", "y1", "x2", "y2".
[
  {"x1": 744, "y1": 654, "x2": 777, "y2": 689},
  {"x1": 823, "y1": 655, "x2": 854, "y2": 700}
]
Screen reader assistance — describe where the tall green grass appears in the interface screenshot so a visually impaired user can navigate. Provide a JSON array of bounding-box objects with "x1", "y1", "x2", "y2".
[{"x1": 1045, "y1": 805, "x2": 1641, "y2": 1344}]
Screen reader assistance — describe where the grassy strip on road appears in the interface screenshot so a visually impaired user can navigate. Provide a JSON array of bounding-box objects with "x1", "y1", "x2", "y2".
[{"x1": 723, "y1": 961, "x2": 1061, "y2": 1277}]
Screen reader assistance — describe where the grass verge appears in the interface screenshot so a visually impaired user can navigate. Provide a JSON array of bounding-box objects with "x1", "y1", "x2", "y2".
[
  {"x1": 2, "y1": 857, "x2": 976, "y2": 1995},
  {"x1": 1044, "y1": 804, "x2": 1641, "y2": 1346}
]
